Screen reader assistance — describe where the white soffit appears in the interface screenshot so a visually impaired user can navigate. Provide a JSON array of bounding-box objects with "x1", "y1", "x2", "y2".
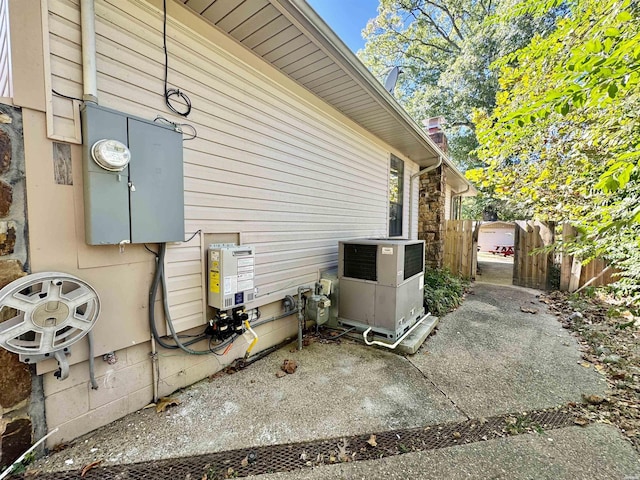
[{"x1": 180, "y1": 0, "x2": 472, "y2": 188}]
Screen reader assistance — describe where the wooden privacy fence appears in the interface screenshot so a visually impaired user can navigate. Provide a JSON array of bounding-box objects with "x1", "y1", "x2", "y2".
[
  {"x1": 443, "y1": 219, "x2": 476, "y2": 278},
  {"x1": 513, "y1": 220, "x2": 555, "y2": 289},
  {"x1": 559, "y1": 223, "x2": 616, "y2": 292}
]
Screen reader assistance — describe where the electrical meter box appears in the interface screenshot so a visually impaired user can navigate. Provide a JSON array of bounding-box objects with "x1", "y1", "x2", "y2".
[
  {"x1": 208, "y1": 244, "x2": 256, "y2": 309},
  {"x1": 81, "y1": 103, "x2": 185, "y2": 245}
]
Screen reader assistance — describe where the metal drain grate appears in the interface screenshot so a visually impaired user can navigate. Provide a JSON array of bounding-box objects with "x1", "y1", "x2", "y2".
[{"x1": 23, "y1": 408, "x2": 577, "y2": 480}]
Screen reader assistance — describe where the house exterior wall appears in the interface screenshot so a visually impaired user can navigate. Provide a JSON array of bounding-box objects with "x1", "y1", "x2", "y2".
[
  {"x1": 0, "y1": 103, "x2": 34, "y2": 469},
  {"x1": 7, "y1": 0, "x2": 421, "y2": 446}
]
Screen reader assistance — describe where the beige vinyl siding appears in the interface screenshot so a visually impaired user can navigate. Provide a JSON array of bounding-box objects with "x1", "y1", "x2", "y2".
[{"x1": 47, "y1": 0, "x2": 405, "y2": 334}]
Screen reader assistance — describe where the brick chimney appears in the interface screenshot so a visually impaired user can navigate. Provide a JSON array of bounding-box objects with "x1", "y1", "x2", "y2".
[{"x1": 423, "y1": 116, "x2": 448, "y2": 154}]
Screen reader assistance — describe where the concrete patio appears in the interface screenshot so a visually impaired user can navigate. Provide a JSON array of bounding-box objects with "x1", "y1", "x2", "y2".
[{"x1": 25, "y1": 283, "x2": 640, "y2": 479}]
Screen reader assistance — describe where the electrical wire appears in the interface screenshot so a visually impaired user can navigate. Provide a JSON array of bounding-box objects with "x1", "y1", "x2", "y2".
[
  {"x1": 179, "y1": 123, "x2": 198, "y2": 141},
  {"x1": 148, "y1": 243, "x2": 209, "y2": 353},
  {"x1": 149, "y1": 243, "x2": 241, "y2": 355},
  {"x1": 162, "y1": 0, "x2": 192, "y2": 117},
  {"x1": 153, "y1": 116, "x2": 198, "y2": 141},
  {"x1": 185, "y1": 229, "x2": 202, "y2": 243},
  {"x1": 52, "y1": 89, "x2": 82, "y2": 102},
  {"x1": 208, "y1": 336, "x2": 235, "y2": 356}
]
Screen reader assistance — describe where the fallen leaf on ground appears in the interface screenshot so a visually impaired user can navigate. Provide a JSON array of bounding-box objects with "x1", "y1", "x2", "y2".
[
  {"x1": 580, "y1": 362, "x2": 591, "y2": 368},
  {"x1": 156, "y1": 396, "x2": 181, "y2": 413},
  {"x1": 142, "y1": 403, "x2": 156, "y2": 410},
  {"x1": 583, "y1": 394, "x2": 605, "y2": 405},
  {"x1": 275, "y1": 370, "x2": 286, "y2": 378},
  {"x1": 80, "y1": 460, "x2": 102, "y2": 477},
  {"x1": 520, "y1": 306, "x2": 538, "y2": 314},
  {"x1": 240, "y1": 456, "x2": 249, "y2": 467},
  {"x1": 209, "y1": 371, "x2": 226, "y2": 381},
  {"x1": 573, "y1": 417, "x2": 589, "y2": 426},
  {"x1": 281, "y1": 359, "x2": 298, "y2": 374},
  {"x1": 366, "y1": 434, "x2": 377, "y2": 447}
]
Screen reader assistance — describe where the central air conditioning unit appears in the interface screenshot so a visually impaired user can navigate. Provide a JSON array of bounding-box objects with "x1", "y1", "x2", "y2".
[{"x1": 338, "y1": 238, "x2": 425, "y2": 341}]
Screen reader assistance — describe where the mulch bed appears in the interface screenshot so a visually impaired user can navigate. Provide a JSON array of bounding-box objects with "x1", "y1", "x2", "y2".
[{"x1": 541, "y1": 290, "x2": 640, "y2": 451}]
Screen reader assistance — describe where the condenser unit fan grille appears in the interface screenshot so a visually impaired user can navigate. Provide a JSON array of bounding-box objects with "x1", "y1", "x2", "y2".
[
  {"x1": 404, "y1": 243, "x2": 424, "y2": 280},
  {"x1": 343, "y1": 244, "x2": 377, "y2": 281}
]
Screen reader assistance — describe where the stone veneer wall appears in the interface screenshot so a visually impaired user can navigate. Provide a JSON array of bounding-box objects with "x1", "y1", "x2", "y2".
[
  {"x1": 0, "y1": 104, "x2": 33, "y2": 469},
  {"x1": 418, "y1": 166, "x2": 446, "y2": 270}
]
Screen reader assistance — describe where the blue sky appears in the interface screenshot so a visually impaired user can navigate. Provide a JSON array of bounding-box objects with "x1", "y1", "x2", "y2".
[{"x1": 306, "y1": 0, "x2": 379, "y2": 52}]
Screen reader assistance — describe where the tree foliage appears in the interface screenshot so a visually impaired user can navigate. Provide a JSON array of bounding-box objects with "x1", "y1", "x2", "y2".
[
  {"x1": 359, "y1": 0, "x2": 556, "y2": 170},
  {"x1": 472, "y1": 0, "x2": 640, "y2": 293}
]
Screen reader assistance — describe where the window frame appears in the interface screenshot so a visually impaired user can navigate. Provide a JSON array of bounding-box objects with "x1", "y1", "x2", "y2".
[{"x1": 388, "y1": 155, "x2": 404, "y2": 237}]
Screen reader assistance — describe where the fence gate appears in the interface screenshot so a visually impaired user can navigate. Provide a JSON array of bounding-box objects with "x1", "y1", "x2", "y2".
[
  {"x1": 443, "y1": 220, "x2": 475, "y2": 278},
  {"x1": 559, "y1": 223, "x2": 616, "y2": 291},
  {"x1": 513, "y1": 220, "x2": 555, "y2": 289}
]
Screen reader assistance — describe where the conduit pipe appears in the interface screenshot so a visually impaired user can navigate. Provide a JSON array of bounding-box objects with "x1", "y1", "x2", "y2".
[
  {"x1": 0, "y1": 428, "x2": 59, "y2": 480},
  {"x1": 363, "y1": 313, "x2": 431, "y2": 350},
  {"x1": 297, "y1": 286, "x2": 311, "y2": 350},
  {"x1": 80, "y1": 0, "x2": 98, "y2": 103},
  {"x1": 408, "y1": 156, "x2": 443, "y2": 239},
  {"x1": 150, "y1": 335, "x2": 159, "y2": 403}
]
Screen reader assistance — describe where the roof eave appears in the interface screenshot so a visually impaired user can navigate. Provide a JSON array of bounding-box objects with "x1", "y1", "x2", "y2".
[
  {"x1": 271, "y1": 0, "x2": 443, "y2": 165},
  {"x1": 274, "y1": 0, "x2": 474, "y2": 193}
]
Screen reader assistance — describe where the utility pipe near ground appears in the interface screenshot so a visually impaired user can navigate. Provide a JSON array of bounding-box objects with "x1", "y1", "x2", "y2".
[
  {"x1": 297, "y1": 286, "x2": 311, "y2": 350},
  {"x1": 408, "y1": 156, "x2": 443, "y2": 239}
]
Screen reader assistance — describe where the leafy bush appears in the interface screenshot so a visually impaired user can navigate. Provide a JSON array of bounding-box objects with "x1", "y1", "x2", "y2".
[{"x1": 423, "y1": 269, "x2": 467, "y2": 316}]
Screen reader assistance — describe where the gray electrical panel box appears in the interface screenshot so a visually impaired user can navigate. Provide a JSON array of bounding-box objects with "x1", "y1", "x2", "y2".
[{"x1": 81, "y1": 103, "x2": 185, "y2": 245}]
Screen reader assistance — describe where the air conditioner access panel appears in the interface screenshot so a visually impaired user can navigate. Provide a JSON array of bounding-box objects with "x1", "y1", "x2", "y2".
[{"x1": 338, "y1": 277, "x2": 424, "y2": 340}]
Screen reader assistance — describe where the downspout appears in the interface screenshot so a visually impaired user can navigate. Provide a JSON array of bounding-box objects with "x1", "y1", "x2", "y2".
[
  {"x1": 452, "y1": 184, "x2": 471, "y2": 219},
  {"x1": 408, "y1": 156, "x2": 443, "y2": 239},
  {"x1": 80, "y1": 0, "x2": 98, "y2": 103}
]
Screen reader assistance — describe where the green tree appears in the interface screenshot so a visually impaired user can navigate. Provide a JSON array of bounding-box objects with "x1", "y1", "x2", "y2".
[
  {"x1": 473, "y1": 0, "x2": 640, "y2": 293},
  {"x1": 359, "y1": 0, "x2": 555, "y2": 169}
]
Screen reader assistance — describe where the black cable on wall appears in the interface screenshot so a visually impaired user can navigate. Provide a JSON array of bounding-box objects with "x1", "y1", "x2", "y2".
[{"x1": 163, "y1": 0, "x2": 192, "y2": 117}]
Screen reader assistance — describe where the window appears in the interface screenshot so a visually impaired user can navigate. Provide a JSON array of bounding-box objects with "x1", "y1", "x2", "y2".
[{"x1": 389, "y1": 155, "x2": 404, "y2": 237}]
